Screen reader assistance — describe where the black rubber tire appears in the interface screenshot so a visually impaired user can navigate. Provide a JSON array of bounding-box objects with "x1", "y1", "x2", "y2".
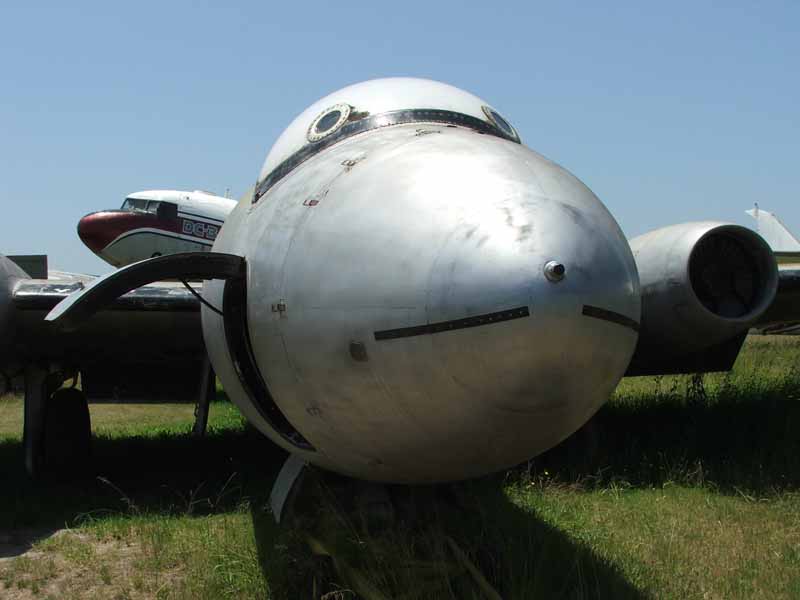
[{"x1": 42, "y1": 388, "x2": 92, "y2": 477}]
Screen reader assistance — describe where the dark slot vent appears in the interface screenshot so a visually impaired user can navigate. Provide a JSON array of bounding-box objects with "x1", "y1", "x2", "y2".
[{"x1": 222, "y1": 277, "x2": 315, "y2": 451}]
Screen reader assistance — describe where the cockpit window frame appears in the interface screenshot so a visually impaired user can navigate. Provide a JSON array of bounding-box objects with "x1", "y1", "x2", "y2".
[
  {"x1": 307, "y1": 103, "x2": 352, "y2": 142},
  {"x1": 122, "y1": 197, "x2": 149, "y2": 212},
  {"x1": 121, "y1": 198, "x2": 171, "y2": 216},
  {"x1": 255, "y1": 108, "x2": 522, "y2": 204},
  {"x1": 481, "y1": 106, "x2": 520, "y2": 143}
]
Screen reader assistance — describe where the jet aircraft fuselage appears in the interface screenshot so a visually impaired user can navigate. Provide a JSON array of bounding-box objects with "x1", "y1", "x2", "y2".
[{"x1": 202, "y1": 79, "x2": 641, "y2": 482}]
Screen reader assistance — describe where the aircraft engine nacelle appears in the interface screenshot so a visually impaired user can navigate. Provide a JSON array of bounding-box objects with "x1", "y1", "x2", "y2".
[{"x1": 627, "y1": 222, "x2": 778, "y2": 375}]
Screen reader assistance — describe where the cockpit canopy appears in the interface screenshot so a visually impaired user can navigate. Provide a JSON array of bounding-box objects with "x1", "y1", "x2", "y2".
[{"x1": 257, "y1": 78, "x2": 520, "y2": 190}]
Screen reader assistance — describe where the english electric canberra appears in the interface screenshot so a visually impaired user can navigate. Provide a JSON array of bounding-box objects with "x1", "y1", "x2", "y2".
[{"x1": 2, "y1": 78, "x2": 797, "y2": 487}]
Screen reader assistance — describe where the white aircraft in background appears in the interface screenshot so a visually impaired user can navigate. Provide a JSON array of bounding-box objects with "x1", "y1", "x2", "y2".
[
  {"x1": 77, "y1": 190, "x2": 237, "y2": 267},
  {"x1": 747, "y1": 204, "x2": 800, "y2": 266},
  {"x1": 0, "y1": 189, "x2": 237, "y2": 407},
  {"x1": 747, "y1": 204, "x2": 800, "y2": 333}
]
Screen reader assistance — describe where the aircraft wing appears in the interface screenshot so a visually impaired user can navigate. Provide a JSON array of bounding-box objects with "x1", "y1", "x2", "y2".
[
  {"x1": 754, "y1": 266, "x2": 800, "y2": 332},
  {"x1": 0, "y1": 254, "x2": 205, "y2": 400},
  {"x1": 12, "y1": 277, "x2": 198, "y2": 313}
]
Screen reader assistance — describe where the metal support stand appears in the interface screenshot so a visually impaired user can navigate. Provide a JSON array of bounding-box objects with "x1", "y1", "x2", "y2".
[
  {"x1": 23, "y1": 364, "x2": 60, "y2": 478},
  {"x1": 192, "y1": 358, "x2": 215, "y2": 437}
]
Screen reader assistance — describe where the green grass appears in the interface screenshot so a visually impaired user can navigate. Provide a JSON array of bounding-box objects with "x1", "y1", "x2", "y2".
[
  {"x1": 0, "y1": 399, "x2": 209, "y2": 441},
  {"x1": 1, "y1": 335, "x2": 799, "y2": 599},
  {"x1": 0, "y1": 397, "x2": 289, "y2": 598}
]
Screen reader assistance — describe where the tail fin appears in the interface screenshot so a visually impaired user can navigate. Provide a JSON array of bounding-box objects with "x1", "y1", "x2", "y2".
[{"x1": 746, "y1": 204, "x2": 800, "y2": 252}]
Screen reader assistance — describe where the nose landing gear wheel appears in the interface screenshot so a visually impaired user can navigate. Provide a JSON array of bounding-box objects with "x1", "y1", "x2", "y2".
[{"x1": 24, "y1": 365, "x2": 92, "y2": 479}]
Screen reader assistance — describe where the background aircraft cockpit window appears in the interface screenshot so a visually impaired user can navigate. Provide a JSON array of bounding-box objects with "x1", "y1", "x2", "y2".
[
  {"x1": 121, "y1": 198, "x2": 148, "y2": 212},
  {"x1": 120, "y1": 198, "x2": 176, "y2": 217}
]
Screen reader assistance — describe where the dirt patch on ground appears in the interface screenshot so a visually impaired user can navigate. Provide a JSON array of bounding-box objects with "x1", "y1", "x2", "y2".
[{"x1": 0, "y1": 529, "x2": 183, "y2": 599}]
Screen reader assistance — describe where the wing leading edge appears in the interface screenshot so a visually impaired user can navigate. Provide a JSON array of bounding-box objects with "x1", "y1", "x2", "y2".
[{"x1": 755, "y1": 267, "x2": 800, "y2": 331}]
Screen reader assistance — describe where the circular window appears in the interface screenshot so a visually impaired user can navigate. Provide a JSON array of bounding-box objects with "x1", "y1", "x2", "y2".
[
  {"x1": 308, "y1": 104, "x2": 351, "y2": 142},
  {"x1": 482, "y1": 106, "x2": 519, "y2": 142}
]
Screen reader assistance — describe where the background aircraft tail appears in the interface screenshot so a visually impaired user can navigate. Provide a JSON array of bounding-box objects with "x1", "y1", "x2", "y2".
[{"x1": 746, "y1": 204, "x2": 800, "y2": 252}]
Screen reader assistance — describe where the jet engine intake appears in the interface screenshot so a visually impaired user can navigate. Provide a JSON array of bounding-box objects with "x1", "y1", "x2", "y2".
[{"x1": 627, "y1": 222, "x2": 778, "y2": 375}]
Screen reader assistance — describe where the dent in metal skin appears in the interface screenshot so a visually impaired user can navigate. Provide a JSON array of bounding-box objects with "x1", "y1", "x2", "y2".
[{"x1": 205, "y1": 122, "x2": 640, "y2": 483}]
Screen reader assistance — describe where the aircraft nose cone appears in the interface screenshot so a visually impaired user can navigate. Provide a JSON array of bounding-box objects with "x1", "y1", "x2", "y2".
[
  {"x1": 415, "y1": 154, "x2": 641, "y2": 477},
  {"x1": 77, "y1": 212, "x2": 121, "y2": 254},
  {"x1": 432, "y1": 199, "x2": 637, "y2": 395},
  {"x1": 235, "y1": 126, "x2": 641, "y2": 483}
]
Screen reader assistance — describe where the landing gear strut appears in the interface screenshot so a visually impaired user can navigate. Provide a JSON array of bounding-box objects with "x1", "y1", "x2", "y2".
[
  {"x1": 192, "y1": 357, "x2": 215, "y2": 438},
  {"x1": 23, "y1": 364, "x2": 91, "y2": 478}
]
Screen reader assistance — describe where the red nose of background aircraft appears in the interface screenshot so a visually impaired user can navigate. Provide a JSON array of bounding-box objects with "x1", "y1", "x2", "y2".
[
  {"x1": 77, "y1": 210, "x2": 165, "y2": 254},
  {"x1": 76, "y1": 190, "x2": 236, "y2": 268}
]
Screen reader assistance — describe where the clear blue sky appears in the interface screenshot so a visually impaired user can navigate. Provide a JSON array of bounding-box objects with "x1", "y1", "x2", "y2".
[{"x1": 2, "y1": 1, "x2": 798, "y2": 274}]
